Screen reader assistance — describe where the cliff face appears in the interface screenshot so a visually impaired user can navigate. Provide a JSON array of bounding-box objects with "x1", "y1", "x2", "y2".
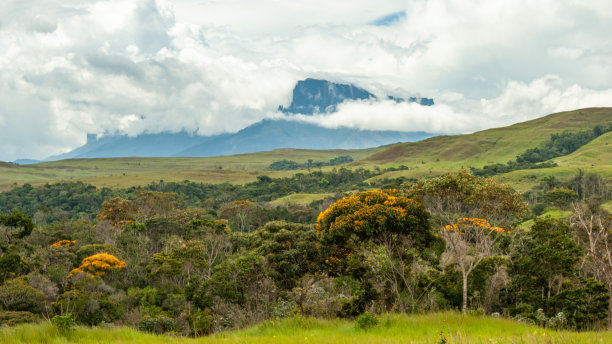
[
  {"x1": 278, "y1": 78, "x2": 375, "y2": 114},
  {"x1": 279, "y1": 78, "x2": 434, "y2": 115}
]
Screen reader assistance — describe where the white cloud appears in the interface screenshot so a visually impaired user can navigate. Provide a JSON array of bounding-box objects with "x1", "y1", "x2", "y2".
[
  {"x1": 289, "y1": 75, "x2": 612, "y2": 134},
  {"x1": 0, "y1": 0, "x2": 611, "y2": 161}
]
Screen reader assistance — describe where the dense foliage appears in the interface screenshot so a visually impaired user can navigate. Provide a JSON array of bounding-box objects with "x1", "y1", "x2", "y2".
[
  {"x1": 0, "y1": 170, "x2": 611, "y2": 335},
  {"x1": 268, "y1": 156, "x2": 354, "y2": 170}
]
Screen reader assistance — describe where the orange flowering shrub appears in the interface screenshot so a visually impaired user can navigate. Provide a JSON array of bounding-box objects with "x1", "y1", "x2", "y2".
[
  {"x1": 444, "y1": 218, "x2": 508, "y2": 234},
  {"x1": 51, "y1": 240, "x2": 76, "y2": 248},
  {"x1": 317, "y1": 189, "x2": 431, "y2": 245},
  {"x1": 67, "y1": 253, "x2": 126, "y2": 279}
]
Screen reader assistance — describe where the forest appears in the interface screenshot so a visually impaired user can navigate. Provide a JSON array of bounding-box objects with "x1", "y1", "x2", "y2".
[{"x1": 0, "y1": 169, "x2": 611, "y2": 337}]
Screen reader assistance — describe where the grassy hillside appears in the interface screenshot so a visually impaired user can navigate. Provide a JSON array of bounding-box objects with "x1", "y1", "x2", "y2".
[
  {"x1": 1, "y1": 107, "x2": 610, "y2": 192},
  {"x1": 0, "y1": 148, "x2": 382, "y2": 191},
  {"x1": 362, "y1": 108, "x2": 612, "y2": 190},
  {"x1": 360, "y1": 107, "x2": 612, "y2": 168},
  {"x1": 2, "y1": 312, "x2": 611, "y2": 344}
]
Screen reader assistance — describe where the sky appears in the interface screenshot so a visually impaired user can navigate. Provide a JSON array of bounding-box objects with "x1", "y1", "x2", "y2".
[{"x1": 1, "y1": 0, "x2": 612, "y2": 161}]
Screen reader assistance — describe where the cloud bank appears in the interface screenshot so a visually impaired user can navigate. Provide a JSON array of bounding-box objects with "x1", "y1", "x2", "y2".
[{"x1": 0, "y1": 0, "x2": 611, "y2": 160}]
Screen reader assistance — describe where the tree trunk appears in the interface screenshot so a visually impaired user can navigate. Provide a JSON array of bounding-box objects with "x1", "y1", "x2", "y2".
[{"x1": 462, "y1": 272, "x2": 468, "y2": 314}]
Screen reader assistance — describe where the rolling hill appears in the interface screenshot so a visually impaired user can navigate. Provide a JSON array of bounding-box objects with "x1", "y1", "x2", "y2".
[{"x1": 1, "y1": 107, "x2": 610, "y2": 192}]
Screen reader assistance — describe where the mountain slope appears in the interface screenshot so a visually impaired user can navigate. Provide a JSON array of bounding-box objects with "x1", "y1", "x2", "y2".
[
  {"x1": 4, "y1": 108, "x2": 610, "y2": 192},
  {"x1": 44, "y1": 78, "x2": 435, "y2": 161},
  {"x1": 176, "y1": 119, "x2": 433, "y2": 157},
  {"x1": 361, "y1": 108, "x2": 612, "y2": 168},
  {"x1": 46, "y1": 132, "x2": 221, "y2": 160}
]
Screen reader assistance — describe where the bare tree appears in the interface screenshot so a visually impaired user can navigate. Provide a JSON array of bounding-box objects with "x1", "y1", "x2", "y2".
[{"x1": 571, "y1": 202, "x2": 612, "y2": 328}]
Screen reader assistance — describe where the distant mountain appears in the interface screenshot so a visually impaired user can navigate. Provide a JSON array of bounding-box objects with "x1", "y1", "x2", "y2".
[
  {"x1": 278, "y1": 78, "x2": 433, "y2": 115},
  {"x1": 46, "y1": 132, "x2": 225, "y2": 161},
  {"x1": 176, "y1": 119, "x2": 433, "y2": 157},
  {"x1": 43, "y1": 78, "x2": 436, "y2": 161},
  {"x1": 12, "y1": 159, "x2": 41, "y2": 165}
]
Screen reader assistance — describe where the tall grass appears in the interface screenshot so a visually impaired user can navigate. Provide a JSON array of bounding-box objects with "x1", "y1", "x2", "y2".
[{"x1": 2, "y1": 312, "x2": 611, "y2": 344}]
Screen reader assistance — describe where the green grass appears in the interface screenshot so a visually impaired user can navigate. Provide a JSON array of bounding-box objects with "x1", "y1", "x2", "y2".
[
  {"x1": 0, "y1": 146, "x2": 383, "y2": 191},
  {"x1": 2, "y1": 312, "x2": 612, "y2": 343},
  {"x1": 602, "y1": 201, "x2": 612, "y2": 214},
  {"x1": 519, "y1": 208, "x2": 573, "y2": 230},
  {"x1": 269, "y1": 193, "x2": 334, "y2": 206},
  {"x1": 1, "y1": 108, "x2": 611, "y2": 192},
  {"x1": 362, "y1": 108, "x2": 612, "y2": 190}
]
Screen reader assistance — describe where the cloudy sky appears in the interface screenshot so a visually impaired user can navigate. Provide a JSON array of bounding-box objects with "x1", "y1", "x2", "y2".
[{"x1": 1, "y1": 0, "x2": 612, "y2": 161}]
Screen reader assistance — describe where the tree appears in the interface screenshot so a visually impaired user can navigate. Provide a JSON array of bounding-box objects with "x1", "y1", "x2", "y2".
[
  {"x1": 0, "y1": 277, "x2": 45, "y2": 313},
  {"x1": 316, "y1": 189, "x2": 433, "y2": 251},
  {"x1": 405, "y1": 172, "x2": 527, "y2": 313},
  {"x1": 316, "y1": 189, "x2": 436, "y2": 315},
  {"x1": 404, "y1": 171, "x2": 527, "y2": 228},
  {"x1": 441, "y1": 218, "x2": 508, "y2": 313},
  {"x1": 508, "y1": 218, "x2": 581, "y2": 306},
  {"x1": 249, "y1": 221, "x2": 320, "y2": 290},
  {"x1": 0, "y1": 211, "x2": 35, "y2": 252},
  {"x1": 571, "y1": 202, "x2": 612, "y2": 328},
  {"x1": 97, "y1": 198, "x2": 137, "y2": 227},
  {"x1": 68, "y1": 253, "x2": 126, "y2": 279}
]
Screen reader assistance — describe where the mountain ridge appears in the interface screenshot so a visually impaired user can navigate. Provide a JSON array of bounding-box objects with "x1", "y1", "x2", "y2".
[{"x1": 42, "y1": 78, "x2": 436, "y2": 161}]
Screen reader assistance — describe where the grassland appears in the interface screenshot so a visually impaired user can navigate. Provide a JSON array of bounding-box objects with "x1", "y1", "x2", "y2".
[
  {"x1": 519, "y1": 208, "x2": 573, "y2": 230},
  {"x1": 2, "y1": 312, "x2": 611, "y2": 344},
  {"x1": 1, "y1": 107, "x2": 610, "y2": 192},
  {"x1": 0, "y1": 148, "x2": 381, "y2": 191},
  {"x1": 269, "y1": 193, "x2": 335, "y2": 206}
]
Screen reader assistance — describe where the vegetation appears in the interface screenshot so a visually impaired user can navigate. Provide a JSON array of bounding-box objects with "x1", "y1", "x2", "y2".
[
  {"x1": 2, "y1": 312, "x2": 612, "y2": 343},
  {"x1": 471, "y1": 124, "x2": 612, "y2": 177},
  {"x1": 269, "y1": 156, "x2": 354, "y2": 170},
  {"x1": 0, "y1": 109, "x2": 612, "y2": 340}
]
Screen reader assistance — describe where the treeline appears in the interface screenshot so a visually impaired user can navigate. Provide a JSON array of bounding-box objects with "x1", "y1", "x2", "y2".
[
  {"x1": 268, "y1": 155, "x2": 354, "y2": 171},
  {"x1": 1, "y1": 172, "x2": 612, "y2": 335},
  {"x1": 0, "y1": 168, "x2": 385, "y2": 225},
  {"x1": 472, "y1": 124, "x2": 612, "y2": 177}
]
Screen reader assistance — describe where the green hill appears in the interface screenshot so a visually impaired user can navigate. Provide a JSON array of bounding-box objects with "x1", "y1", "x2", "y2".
[
  {"x1": 361, "y1": 107, "x2": 612, "y2": 167},
  {"x1": 1, "y1": 107, "x2": 610, "y2": 192},
  {"x1": 360, "y1": 107, "x2": 612, "y2": 189}
]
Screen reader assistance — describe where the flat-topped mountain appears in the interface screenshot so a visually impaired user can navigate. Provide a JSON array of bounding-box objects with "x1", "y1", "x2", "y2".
[
  {"x1": 279, "y1": 78, "x2": 433, "y2": 114},
  {"x1": 41, "y1": 78, "x2": 436, "y2": 161}
]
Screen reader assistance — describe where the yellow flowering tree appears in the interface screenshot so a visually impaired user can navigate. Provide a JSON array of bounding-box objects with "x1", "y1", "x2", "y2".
[
  {"x1": 317, "y1": 189, "x2": 432, "y2": 247},
  {"x1": 51, "y1": 240, "x2": 76, "y2": 248},
  {"x1": 442, "y1": 217, "x2": 508, "y2": 313},
  {"x1": 316, "y1": 189, "x2": 436, "y2": 314},
  {"x1": 68, "y1": 253, "x2": 126, "y2": 279}
]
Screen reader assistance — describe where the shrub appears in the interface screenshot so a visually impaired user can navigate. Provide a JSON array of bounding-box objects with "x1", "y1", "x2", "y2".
[
  {"x1": 0, "y1": 278, "x2": 45, "y2": 313},
  {"x1": 468, "y1": 308, "x2": 485, "y2": 316},
  {"x1": 138, "y1": 315, "x2": 175, "y2": 334},
  {"x1": 0, "y1": 311, "x2": 36, "y2": 326},
  {"x1": 51, "y1": 313, "x2": 76, "y2": 335},
  {"x1": 355, "y1": 311, "x2": 379, "y2": 331}
]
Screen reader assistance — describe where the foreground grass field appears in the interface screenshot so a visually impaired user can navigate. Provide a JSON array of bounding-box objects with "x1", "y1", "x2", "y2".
[{"x1": 2, "y1": 312, "x2": 612, "y2": 344}]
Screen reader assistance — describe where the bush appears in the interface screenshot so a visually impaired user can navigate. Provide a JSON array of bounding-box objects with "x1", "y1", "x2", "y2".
[
  {"x1": 51, "y1": 313, "x2": 76, "y2": 335},
  {"x1": 0, "y1": 311, "x2": 36, "y2": 326},
  {"x1": 547, "y1": 312, "x2": 567, "y2": 329},
  {"x1": 355, "y1": 312, "x2": 378, "y2": 331},
  {"x1": 138, "y1": 315, "x2": 175, "y2": 334},
  {"x1": 468, "y1": 308, "x2": 485, "y2": 316}
]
